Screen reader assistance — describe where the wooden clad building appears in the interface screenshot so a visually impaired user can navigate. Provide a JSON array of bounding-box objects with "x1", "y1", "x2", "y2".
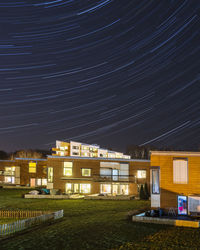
[{"x1": 150, "y1": 151, "x2": 200, "y2": 215}]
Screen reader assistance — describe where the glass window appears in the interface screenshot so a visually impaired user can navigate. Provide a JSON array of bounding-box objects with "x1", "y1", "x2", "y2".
[
  {"x1": 80, "y1": 184, "x2": 91, "y2": 193},
  {"x1": 173, "y1": 159, "x2": 188, "y2": 184},
  {"x1": 119, "y1": 163, "x2": 129, "y2": 180},
  {"x1": 152, "y1": 170, "x2": 159, "y2": 194},
  {"x1": 137, "y1": 170, "x2": 146, "y2": 178},
  {"x1": 37, "y1": 179, "x2": 42, "y2": 186},
  {"x1": 48, "y1": 167, "x2": 53, "y2": 182},
  {"x1": 29, "y1": 162, "x2": 36, "y2": 173},
  {"x1": 120, "y1": 184, "x2": 129, "y2": 195},
  {"x1": 63, "y1": 162, "x2": 73, "y2": 176},
  {"x1": 4, "y1": 167, "x2": 15, "y2": 175},
  {"x1": 42, "y1": 179, "x2": 47, "y2": 186},
  {"x1": 82, "y1": 168, "x2": 91, "y2": 176},
  {"x1": 74, "y1": 184, "x2": 79, "y2": 193},
  {"x1": 112, "y1": 169, "x2": 119, "y2": 181},
  {"x1": 100, "y1": 168, "x2": 112, "y2": 178},
  {"x1": 5, "y1": 176, "x2": 15, "y2": 184},
  {"x1": 66, "y1": 183, "x2": 72, "y2": 193},
  {"x1": 101, "y1": 184, "x2": 111, "y2": 194}
]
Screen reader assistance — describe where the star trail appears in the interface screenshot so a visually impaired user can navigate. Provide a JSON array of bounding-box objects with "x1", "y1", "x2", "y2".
[{"x1": 0, "y1": 0, "x2": 200, "y2": 152}]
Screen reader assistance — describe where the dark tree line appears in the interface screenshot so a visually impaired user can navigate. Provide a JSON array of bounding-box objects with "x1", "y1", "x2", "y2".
[
  {"x1": 126, "y1": 145, "x2": 187, "y2": 159},
  {"x1": 0, "y1": 149, "x2": 51, "y2": 160}
]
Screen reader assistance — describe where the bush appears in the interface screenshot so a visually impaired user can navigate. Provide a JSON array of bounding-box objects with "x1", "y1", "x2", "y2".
[{"x1": 139, "y1": 185, "x2": 146, "y2": 200}]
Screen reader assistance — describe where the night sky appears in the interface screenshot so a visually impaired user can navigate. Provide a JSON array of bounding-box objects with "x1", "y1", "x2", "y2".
[{"x1": 0, "y1": 0, "x2": 200, "y2": 153}]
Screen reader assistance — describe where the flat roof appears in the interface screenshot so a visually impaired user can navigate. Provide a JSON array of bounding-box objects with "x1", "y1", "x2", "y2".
[
  {"x1": 15, "y1": 158, "x2": 47, "y2": 161},
  {"x1": 47, "y1": 155, "x2": 150, "y2": 162},
  {"x1": 0, "y1": 160, "x2": 15, "y2": 162},
  {"x1": 150, "y1": 151, "x2": 200, "y2": 156}
]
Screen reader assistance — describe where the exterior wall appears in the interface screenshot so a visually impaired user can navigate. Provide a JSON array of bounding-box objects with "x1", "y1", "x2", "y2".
[
  {"x1": 15, "y1": 159, "x2": 47, "y2": 186},
  {"x1": 47, "y1": 157, "x2": 150, "y2": 196},
  {"x1": 0, "y1": 159, "x2": 47, "y2": 187},
  {"x1": 151, "y1": 152, "x2": 200, "y2": 211},
  {"x1": 0, "y1": 160, "x2": 16, "y2": 184}
]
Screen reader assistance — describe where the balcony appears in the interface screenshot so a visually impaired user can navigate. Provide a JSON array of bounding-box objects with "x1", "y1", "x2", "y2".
[{"x1": 93, "y1": 175, "x2": 136, "y2": 183}]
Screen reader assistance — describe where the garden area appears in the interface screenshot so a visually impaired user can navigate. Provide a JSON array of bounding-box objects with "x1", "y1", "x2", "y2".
[{"x1": 0, "y1": 189, "x2": 200, "y2": 249}]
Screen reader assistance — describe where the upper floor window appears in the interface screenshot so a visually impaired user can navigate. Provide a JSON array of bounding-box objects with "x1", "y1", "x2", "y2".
[
  {"x1": 82, "y1": 168, "x2": 91, "y2": 177},
  {"x1": 29, "y1": 162, "x2": 36, "y2": 173},
  {"x1": 63, "y1": 162, "x2": 73, "y2": 176},
  {"x1": 72, "y1": 146, "x2": 79, "y2": 150},
  {"x1": 137, "y1": 170, "x2": 146, "y2": 178},
  {"x1": 72, "y1": 152, "x2": 79, "y2": 155},
  {"x1": 173, "y1": 159, "x2": 188, "y2": 184}
]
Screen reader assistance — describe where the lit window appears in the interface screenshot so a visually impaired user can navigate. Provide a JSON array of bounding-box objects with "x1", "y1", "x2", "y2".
[
  {"x1": 120, "y1": 184, "x2": 129, "y2": 195},
  {"x1": 80, "y1": 184, "x2": 91, "y2": 193},
  {"x1": 101, "y1": 184, "x2": 111, "y2": 194},
  {"x1": 42, "y1": 179, "x2": 47, "y2": 186},
  {"x1": 48, "y1": 167, "x2": 53, "y2": 182},
  {"x1": 137, "y1": 170, "x2": 146, "y2": 178},
  {"x1": 82, "y1": 168, "x2": 91, "y2": 177},
  {"x1": 29, "y1": 162, "x2": 36, "y2": 173},
  {"x1": 66, "y1": 183, "x2": 72, "y2": 193},
  {"x1": 74, "y1": 183, "x2": 79, "y2": 193},
  {"x1": 152, "y1": 169, "x2": 159, "y2": 194},
  {"x1": 5, "y1": 176, "x2": 15, "y2": 184},
  {"x1": 5, "y1": 167, "x2": 15, "y2": 175},
  {"x1": 37, "y1": 179, "x2": 42, "y2": 186},
  {"x1": 173, "y1": 159, "x2": 188, "y2": 184},
  {"x1": 63, "y1": 162, "x2": 73, "y2": 176}
]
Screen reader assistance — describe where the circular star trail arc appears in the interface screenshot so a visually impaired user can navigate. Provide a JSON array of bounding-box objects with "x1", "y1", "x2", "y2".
[{"x1": 0, "y1": 0, "x2": 200, "y2": 152}]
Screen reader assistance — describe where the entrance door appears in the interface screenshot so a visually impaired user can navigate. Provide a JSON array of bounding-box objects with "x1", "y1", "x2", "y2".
[
  {"x1": 150, "y1": 169, "x2": 160, "y2": 208},
  {"x1": 112, "y1": 184, "x2": 119, "y2": 195},
  {"x1": 30, "y1": 178, "x2": 36, "y2": 187}
]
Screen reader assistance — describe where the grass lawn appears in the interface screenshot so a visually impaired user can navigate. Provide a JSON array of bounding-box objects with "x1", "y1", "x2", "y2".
[{"x1": 0, "y1": 189, "x2": 200, "y2": 249}]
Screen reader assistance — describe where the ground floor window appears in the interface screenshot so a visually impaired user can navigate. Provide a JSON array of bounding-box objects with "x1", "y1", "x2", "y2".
[
  {"x1": 80, "y1": 184, "x2": 91, "y2": 193},
  {"x1": 4, "y1": 176, "x2": 15, "y2": 184},
  {"x1": 65, "y1": 183, "x2": 91, "y2": 194},
  {"x1": 100, "y1": 183, "x2": 129, "y2": 195},
  {"x1": 36, "y1": 178, "x2": 47, "y2": 186}
]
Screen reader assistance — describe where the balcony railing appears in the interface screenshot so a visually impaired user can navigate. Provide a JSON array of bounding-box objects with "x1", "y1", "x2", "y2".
[{"x1": 93, "y1": 175, "x2": 136, "y2": 183}]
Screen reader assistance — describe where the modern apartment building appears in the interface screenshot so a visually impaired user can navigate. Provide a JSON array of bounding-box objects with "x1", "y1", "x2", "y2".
[
  {"x1": 0, "y1": 141, "x2": 150, "y2": 197},
  {"x1": 52, "y1": 140, "x2": 131, "y2": 159},
  {"x1": 150, "y1": 151, "x2": 200, "y2": 215},
  {"x1": 47, "y1": 155, "x2": 150, "y2": 196},
  {"x1": 0, "y1": 158, "x2": 47, "y2": 187}
]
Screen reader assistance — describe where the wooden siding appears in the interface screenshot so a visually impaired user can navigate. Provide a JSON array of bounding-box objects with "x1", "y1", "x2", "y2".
[{"x1": 151, "y1": 153, "x2": 200, "y2": 209}]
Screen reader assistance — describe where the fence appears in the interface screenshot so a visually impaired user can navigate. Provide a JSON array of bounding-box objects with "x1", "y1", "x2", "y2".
[{"x1": 0, "y1": 209, "x2": 63, "y2": 236}]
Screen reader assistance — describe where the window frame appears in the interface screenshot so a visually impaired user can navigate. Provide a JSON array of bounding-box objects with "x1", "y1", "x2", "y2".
[
  {"x1": 81, "y1": 168, "x2": 91, "y2": 177},
  {"x1": 29, "y1": 162, "x2": 37, "y2": 173},
  {"x1": 173, "y1": 158, "x2": 188, "y2": 184},
  {"x1": 63, "y1": 162, "x2": 73, "y2": 176},
  {"x1": 137, "y1": 170, "x2": 147, "y2": 179},
  {"x1": 152, "y1": 169, "x2": 160, "y2": 194}
]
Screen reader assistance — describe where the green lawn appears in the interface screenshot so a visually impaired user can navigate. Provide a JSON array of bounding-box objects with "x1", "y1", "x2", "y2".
[{"x1": 0, "y1": 189, "x2": 200, "y2": 249}]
